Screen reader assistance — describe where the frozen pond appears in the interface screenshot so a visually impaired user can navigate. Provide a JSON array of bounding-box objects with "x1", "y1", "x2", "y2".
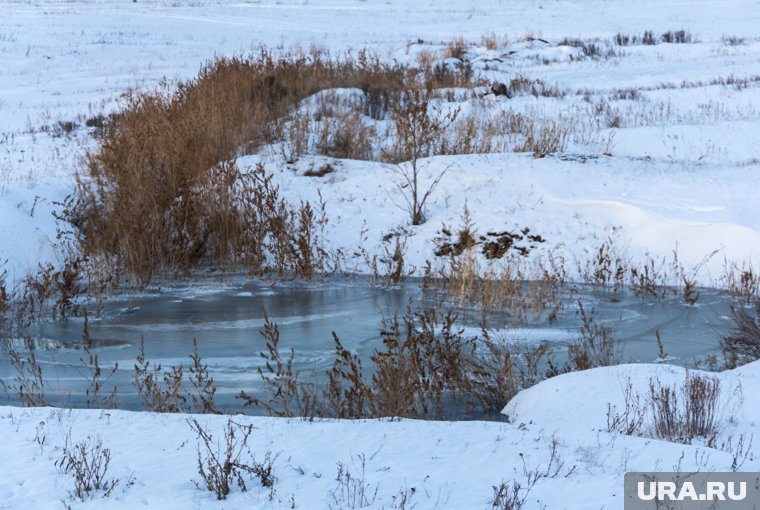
[{"x1": 0, "y1": 276, "x2": 734, "y2": 414}]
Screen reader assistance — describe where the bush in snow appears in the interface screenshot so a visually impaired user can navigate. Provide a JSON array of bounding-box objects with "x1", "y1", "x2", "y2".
[
  {"x1": 190, "y1": 418, "x2": 275, "y2": 500},
  {"x1": 55, "y1": 434, "x2": 120, "y2": 500}
]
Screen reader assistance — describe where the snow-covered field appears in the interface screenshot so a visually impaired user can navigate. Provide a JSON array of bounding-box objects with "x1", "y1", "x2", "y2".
[
  {"x1": 3, "y1": 0, "x2": 760, "y2": 508},
  {"x1": 2, "y1": 0, "x2": 760, "y2": 284}
]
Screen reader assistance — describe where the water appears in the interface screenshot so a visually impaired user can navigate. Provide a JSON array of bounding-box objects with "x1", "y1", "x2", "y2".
[{"x1": 0, "y1": 276, "x2": 734, "y2": 414}]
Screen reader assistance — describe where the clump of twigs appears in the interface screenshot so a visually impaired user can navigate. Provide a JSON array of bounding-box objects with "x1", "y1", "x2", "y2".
[
  {"x1": 189, "y1": 418, "x2": 275, "y2": 500},
  {"x1": 55, "y1": 434, "x2": 120, "y2": 500}
]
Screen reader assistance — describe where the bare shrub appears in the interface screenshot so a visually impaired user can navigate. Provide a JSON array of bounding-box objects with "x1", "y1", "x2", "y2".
[
  {"x1": 373, "y1": 307, "x2": 489, "y2": 418},
  {"x1": 648, "y1": 373, "x2": 720, "y2": 444},
  {"x1": 277, "y1": 112, "x2": 311, "y2": 163},
  {"x1": 56, "y1": 435, "x2": 119, "y2": 500},
  {"x1": 491, "y1": 481, "x2": 526, "y2": 510},
  {"x1": 370, "y1": 236, "x2": 412, "y2": 285},
  {"x1": 642, "y1": 31, "x2": 657, "y2": 45},
  {"x1": 721, "y1": 300, "x2": 760, "y2": 368},
  {"x1": 505, "y1": 75, "x2": 566, "y2": 98},
  {"x1": 1, "y1": 335, "x2": 47, "y2": 407},
  {"x1": 325, "y1": 332, "x2": 373, "y2": 419},
  {"x1": 567, "y1": 302, "x2": 618, "y2": 370},
  {"x1": 613, "y1": 33, "x2": 633, "y2": 46},
  {"x1": 189, "y1": 338, "x2": 221, "y2": 414},
  {"x1": 661, "y1": 30, "x2": 693, "y2": 44},
  {"x1": 244, "y1": 305, "x2": 518, "y2": 419},
  {"x1": 629, "y1": 255, "x2": 668, "y2": 299},
  {"x1": 80, "y1": 312, "x2": 118, "y2": 408},
  {"x1": 724, "y1": 433, "x2": 754, "y2": 471},
  {"x1": 610, "y1": 87, "x2": 642, "y2": 101},
  {"x1": 722, "y1": 263, "x2": 759, "y2": 305},
  {"x1": 583, "y1": 242, "x2": 626, "y2": 291},
  {"x1": 476, "y1": 333, "x2": 519, "y2": 411},
  {"x1": 559, "y1": 38, "x2": 621, "y2": 61},
  {"x1": 237, "y1": 313, "x2": 320, "y2": 418},
  {"x1": 613, "y1": 31, "x2": 661, "y2": 46},
  {"x1": 390, "y1": 485, "x2": 418, "y2": 509},
  {"x1": 608, "y1": 373, "x2": 724, "y2": 446},
  {"x1": 331, "y1": 454, "x2": 378, "y2": 509},
  {"x1": 512, "y1": 343, "x2": 554, "y2": 389},
  {"x1": 12, "y1": 257, "x2": 85, "y2": 325},
  {"x1": 606, "y1": 378, "x2": 646, "y2": 436},
  {"x1": 190, "y1": 418, "x2": 275, "y2": 500},
  {"x1": 722, "y1": 35, "x2": 747, "y2": 46},
  {"x1": 0, "y1": 268, "x2": 10, "y2": 337},
  {"x1": 493, "y1": 437, "x2": 572, "y2": 510},
  {"x1": 133, "y1": 337, "x2": 185, "y2": 413}
]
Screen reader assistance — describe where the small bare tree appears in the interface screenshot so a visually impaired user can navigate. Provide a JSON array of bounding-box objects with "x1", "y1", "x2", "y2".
[{"x1": 391, "y1": 87, "x2": 458, "y2": 225}]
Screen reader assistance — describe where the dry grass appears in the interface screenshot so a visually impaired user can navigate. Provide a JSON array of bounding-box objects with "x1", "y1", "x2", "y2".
[
  {"x1": 514, "y1": 119, "x2": 571, "y2": 157},
  {"x1": 80, "y1": 312, "x2": 118, "y2": 408},
  {"x1": 567, "y1": 302, "x2": 619, "y2": 370},
  {"x1": 722, "y1": 262, "x2": 760, "y2": 304},
  {"x1": 370, "y1": 236, "x2": 412, "y2": 286},
  {"x1": 481, "y1": 32, "x2": 508, "y2": 51},
  {"x1": 649, "y1": 373, "x2": 720, "y2": 444},
  {"x1": 0, "y1": 269, "x2": 9, "y2": 338},
  {"x1": 238, "y1": 313, "x2": 321, "y2": 418},
  {"x1": 133, "y1": 336, "x2": 220, "y2": 413},
  {"x1": 134, "y1": 338, "x2": 186, "y2": 413},
  {"x1": 61, "y1": 49, "x2": 479, "y2": 284},
  {"x1": 1, "y1": 335, "x2": 47, "y2": 407},
  {"x1": 444, "y1": 37, "x2": 468, "y2": 60},
  {"x1": 614, "y1": 30, "x2": 693, "y2": 46},
  {"x1": 558, "y1": 37, "x2": 622, "y2": 61},
  {"x1": 607, "y1": 372, "x2": 723, "y2": 445},
  {"x1": 241, "y1": 305, "x2": 519, "y2": 419},
  {"x1": 721, "y1": 300, "x2": 760, "y2": 368},
  {"x1": 722, "y1": 35, "x2": 747, "y2": 46},
  {"x1": 434, "y1": 213, "x2": 565, "y2": 323}
]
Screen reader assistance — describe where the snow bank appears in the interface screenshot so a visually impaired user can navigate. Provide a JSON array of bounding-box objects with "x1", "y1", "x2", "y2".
[{"x1": 2, "y1": 361, "x2": 759, "y2": 508}]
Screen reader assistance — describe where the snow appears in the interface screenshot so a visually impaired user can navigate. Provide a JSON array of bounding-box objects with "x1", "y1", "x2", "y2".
[
  {"x1": 2, "y1": 0, "x2": 760, "y2": 285},
  {"x1": 3, "y1": 0, "x2": 760, "y2": 508},
  {"x1": 2, "y1": 361, "x2": 759, "y2": 509}
]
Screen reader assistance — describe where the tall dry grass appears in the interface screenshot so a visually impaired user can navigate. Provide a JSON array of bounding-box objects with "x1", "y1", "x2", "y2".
[{"x1": 64, "y1": 49, "x2": 476, "y2": 283}]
